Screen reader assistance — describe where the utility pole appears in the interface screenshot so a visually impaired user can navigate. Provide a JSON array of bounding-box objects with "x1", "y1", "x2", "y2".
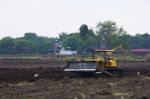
[{"x1": 101, "y1": 36, "x2": 106, "y2": 49}]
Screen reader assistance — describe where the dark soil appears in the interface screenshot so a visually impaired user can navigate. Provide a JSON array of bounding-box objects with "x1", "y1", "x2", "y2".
[{"x1": 0, "y1": 59, "x2": 150, "y2": 99}]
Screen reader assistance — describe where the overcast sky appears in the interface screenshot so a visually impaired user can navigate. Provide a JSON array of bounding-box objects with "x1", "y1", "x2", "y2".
[{"x1": 0, "y1": 0, "x2": 150, "y2": 38}]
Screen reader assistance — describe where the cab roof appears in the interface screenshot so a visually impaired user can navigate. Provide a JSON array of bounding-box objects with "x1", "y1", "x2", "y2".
[{"x1": 94, "y1": 49, "x2": 115, "y2": 52}]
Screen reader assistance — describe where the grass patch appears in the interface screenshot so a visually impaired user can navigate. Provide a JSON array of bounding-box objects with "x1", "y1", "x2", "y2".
[{"x1": 0, "y1": 54, "x2": 149, "y2": 62}]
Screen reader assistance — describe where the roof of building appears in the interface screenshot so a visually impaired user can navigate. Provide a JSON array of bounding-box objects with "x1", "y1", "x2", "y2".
[{"x1": 131, "y1": 49, "x2": 150, "y2": 53}]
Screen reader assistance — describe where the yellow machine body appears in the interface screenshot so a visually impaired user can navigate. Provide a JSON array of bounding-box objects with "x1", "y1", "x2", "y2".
[
  {"x1": 94, "y1": 50, "x2": 118, "y2": 68},
  {"x1": 95, "y1": 58, "x2": 117, "y2": 68},
  {"x1": 64, "y1": 49, "x2": 123, "y2": 77}
]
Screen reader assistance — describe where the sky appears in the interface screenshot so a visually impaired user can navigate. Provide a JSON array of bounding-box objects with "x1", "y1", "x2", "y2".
[{"x1": 0, "y1": 0, "x2": 150, "y2": 38}]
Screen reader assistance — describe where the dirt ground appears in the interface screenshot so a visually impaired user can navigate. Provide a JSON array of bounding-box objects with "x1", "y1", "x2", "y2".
[{"x1": 0, "y1": 59, "x2": 150, "y2": 99}]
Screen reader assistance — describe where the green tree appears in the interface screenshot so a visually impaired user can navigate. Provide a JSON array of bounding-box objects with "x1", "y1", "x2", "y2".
[
  {"x1": 63, "y1": 33, "x2": 81, "y2": 51},
  {"x1": 133, "y1": 33, "x2": 150, "y2": 48},
  {"x1": 79, "y1": 24, "x2": 91, "y2": 40},
  {"x1": 14, "y1": 38, "x2": 33, "y2": 54},
  {"x1": 96, "y1": 20, "x2": 128, "y2": 48},
  {"x1": 79, "y1": 24, "x2": 97, "y2": 50},
  {"x1": 117, "y1": 27, "x2": 127, "y2": 36},
  {"x1": 37, "y1": 37, "x2": 58, "y2": 53},
  {"x1": 23, "y1": 32, "x2": 39, "y2": 45},
  {"x1": 96, "y1": 20, "x2": 118, "y2": 48},
  {"x1": 119, "y1": 34, "x2": 132, "y2": 49},
  {"x1": 0, "y1": 37, "x2": 16, "y2": 54},
  {"x1": 59, "y1": 32, "x2": 68, "y2": 41}
]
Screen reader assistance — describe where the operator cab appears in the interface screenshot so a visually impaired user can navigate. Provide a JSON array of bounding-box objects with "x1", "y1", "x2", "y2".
[{"x1": 93, "y1": 50, "x2": 117, "y2": 68}]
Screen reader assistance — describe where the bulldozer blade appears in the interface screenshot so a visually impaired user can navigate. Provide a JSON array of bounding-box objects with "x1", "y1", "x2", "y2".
[
  {"x1": 64, "y1": 69, "x2": 96, "y2": 72},
  {"x1": 64, "y1": 61, "x2": 97, "y2": 72}
]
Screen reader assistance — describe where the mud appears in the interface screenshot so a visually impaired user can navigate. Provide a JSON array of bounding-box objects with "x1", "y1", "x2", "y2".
[{"x1": 0, "y1": 59, "x2": 149, "y2": 99}]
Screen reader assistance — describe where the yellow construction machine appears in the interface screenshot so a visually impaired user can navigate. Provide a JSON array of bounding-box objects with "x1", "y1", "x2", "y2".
[{"x1": 64, "y1": 49, "x2": 123, "y2": 77}]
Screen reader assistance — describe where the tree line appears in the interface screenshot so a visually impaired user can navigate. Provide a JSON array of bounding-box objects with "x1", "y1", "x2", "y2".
[{"x1": 0, "y1": 20, "x2": 150, "y2": 54}]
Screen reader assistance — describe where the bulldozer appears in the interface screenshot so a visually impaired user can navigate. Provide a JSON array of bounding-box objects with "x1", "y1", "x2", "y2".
[{"x1": 64, "y1": 49, "x2": 123, "y2": 77}]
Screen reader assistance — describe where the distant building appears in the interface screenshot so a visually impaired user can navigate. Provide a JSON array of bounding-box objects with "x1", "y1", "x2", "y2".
[
  {"x1": 131, "y1": 49, "x2": 150, "y2": 56},
  {"x1": 48, "y1": 43, "x2": 77, "y2": 55},
  {"x1": 60, "y1": 49, "x2": 77, "y2": 55},
  {"x1": 48, "y1": 43, "x2": 61, "y2": 55},
  {"x1": 48, "y1": 49, "x2": 60, "y2": 55}
]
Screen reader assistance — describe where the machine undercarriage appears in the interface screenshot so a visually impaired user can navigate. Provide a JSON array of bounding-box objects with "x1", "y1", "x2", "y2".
[{"x1": 64, "y1": 60, "x2": 123, "y2": 77}]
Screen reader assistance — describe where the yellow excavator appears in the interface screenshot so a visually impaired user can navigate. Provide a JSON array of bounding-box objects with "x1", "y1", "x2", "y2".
[{"x1": 64, "y1": 46, "x2": 123, "y2": 77}]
